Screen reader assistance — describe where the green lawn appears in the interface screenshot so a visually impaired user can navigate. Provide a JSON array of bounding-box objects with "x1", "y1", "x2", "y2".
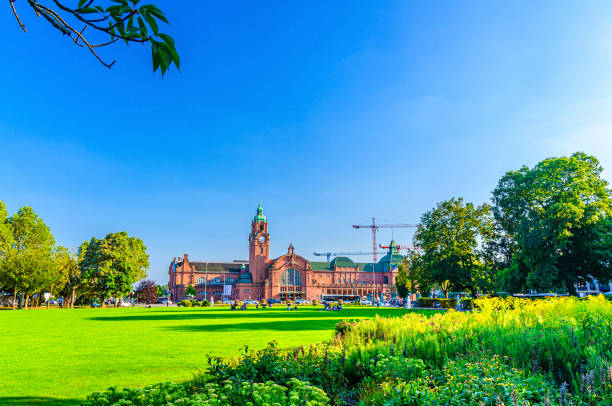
[{"x1": 0, "y1": 306, "x2": 435, "y2": 405}]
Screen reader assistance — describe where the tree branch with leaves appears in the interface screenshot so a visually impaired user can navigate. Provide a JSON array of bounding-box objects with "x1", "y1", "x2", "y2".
[{"x1": 9, "y1": 0, "x2": 179, "y2": 73}]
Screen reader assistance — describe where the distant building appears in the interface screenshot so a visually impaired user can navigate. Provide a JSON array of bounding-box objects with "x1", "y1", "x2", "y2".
[{"x1": 168, "y1": 204, "x2": 401, "y2": 302}]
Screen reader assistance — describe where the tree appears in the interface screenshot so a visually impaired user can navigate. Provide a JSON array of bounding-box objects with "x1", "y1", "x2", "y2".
[
  {"x1": 135, "y1": 279, "x2": 157, "y2": 304},
  {"x1": 55, "y1": 246, "x2": 81, "y2": 308},
  {"x1": 492, "y1": 152, "x2": 612, "y2": 295},
  {"x1": 414, "y1": 197, "x2": 497, "y2": 297},
  {"x1": 79, "y1": 231, "x2": 149, "y2": 306},
  {"x1": 9, "y1": 0, "x2": 179, "y2": 73},
  {"x1": 404, "y1": 251, "x2": 434, "y2": 297},
  {"x1": 156, "y1": 283, "x2": 167, "y2": 297},
  {"x1": 0, "y1": 201, "x2": 14, "y2": 305},
  {"x1": 0, "y1": 206, "x2": 56, "y2": 309},
  {"x1": 36, "y1": 245, "x2": 73, "y2": 308},
  {"x1": 185, "y1": 284, "x2": 196, "y2": 297},
  {"x1": 395, "y1": 261, "x2": 409, "y2": 299}
]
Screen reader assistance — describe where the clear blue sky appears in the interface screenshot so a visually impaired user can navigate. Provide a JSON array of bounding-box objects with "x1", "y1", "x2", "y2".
[{"x1": 1, "y1": 1, "x2": 611, "y2": 283}]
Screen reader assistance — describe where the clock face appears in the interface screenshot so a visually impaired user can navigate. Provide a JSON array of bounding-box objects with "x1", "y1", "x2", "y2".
[{"x1": 258, "y1": 236, "x2": 266, "y2": 243}]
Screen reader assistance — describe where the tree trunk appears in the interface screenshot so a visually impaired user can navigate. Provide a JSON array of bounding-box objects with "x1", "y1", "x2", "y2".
[
  {"x1": 70, "y1": 290, "x2": 76, "y2": 309},
  {"x1": 24, "y1": 294, "x2": 29, "y2": 309},
  {"x1": 12, "y1": 289, "x2": 17, "y2": 310}
]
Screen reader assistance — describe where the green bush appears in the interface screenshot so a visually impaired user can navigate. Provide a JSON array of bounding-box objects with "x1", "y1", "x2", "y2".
[
  {"x1": 367, "y1": 355, "x2": 425, "y2": 382},
  {"x1": 359, "y1": 355, "x2": 556, "y2": 405},
  {"x1": 84, "y1": 378, "x2": 330, "y2": 406},
  {"x1": 179, "y1": 300, "x2": 193, "y2": 307},
  {"x1": 460, "y1": 297, "x2": 473, "y2": 309},
  {"x1": 417, "y1": 298, "x2": 456, "y2": 308}
]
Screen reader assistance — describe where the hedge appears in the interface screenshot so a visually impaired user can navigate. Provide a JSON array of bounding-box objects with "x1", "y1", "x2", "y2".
[{"x1": 417, "y1": 298, "x2": 457, "y2": 308}]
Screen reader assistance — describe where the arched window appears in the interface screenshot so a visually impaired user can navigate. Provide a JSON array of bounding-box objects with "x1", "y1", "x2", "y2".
[
  {"x1": 280, "y1": 268, "x2": 302, "y2": 286},
  {"x1": 195, "y1": 277, "x2": 206, "y2": 285}
]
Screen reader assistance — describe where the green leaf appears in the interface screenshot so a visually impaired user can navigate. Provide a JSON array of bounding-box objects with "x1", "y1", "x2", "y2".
[
  {"x1": 158, "y1": 33, "x2": 174, "y2": 47},
  {"x1": 146, "y1": 14, "x2": 158, "y2": 35},
  {"x1": 137, "y1": 17, "x2": 147, "y2": 38}
]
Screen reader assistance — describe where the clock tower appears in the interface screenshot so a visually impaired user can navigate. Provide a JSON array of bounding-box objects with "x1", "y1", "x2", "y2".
[{"x1": 249, "y1": 204, "x2": 270, "y2": 283}]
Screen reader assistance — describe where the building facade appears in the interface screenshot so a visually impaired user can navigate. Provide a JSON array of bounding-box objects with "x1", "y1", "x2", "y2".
[{"x1": 168, "y1": 205, "x2": 400, "y2": 302}]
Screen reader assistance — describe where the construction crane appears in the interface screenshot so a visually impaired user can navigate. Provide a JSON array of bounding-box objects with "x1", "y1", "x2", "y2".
[
  {"x1": 353, "y1": 218, "x2": 418, "y2": 262},
  {"x1": 313, "y1": 251, "x2": 387, "y2": 263},
  {"x1": 379, "y1": 243, "x2": 420, "y2": 251}
]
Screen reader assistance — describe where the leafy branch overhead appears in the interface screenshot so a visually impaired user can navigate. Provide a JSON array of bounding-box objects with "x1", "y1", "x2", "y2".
[{"x1": 9, "y1": 0, "x2": 179, "y2": 74}]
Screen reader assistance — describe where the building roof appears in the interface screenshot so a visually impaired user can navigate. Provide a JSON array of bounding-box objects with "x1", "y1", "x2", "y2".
[
  {"x1": 253, "y1": 203, "x2": 267, "y2": 223},
  {"x1": 189, "y1": 262, "x2": 243, "y2": 273}
]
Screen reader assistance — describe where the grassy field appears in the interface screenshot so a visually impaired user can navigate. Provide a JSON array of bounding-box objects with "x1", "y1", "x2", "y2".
[{"x1": 0, "y1": 305, "x2": 435, "y2": 405}]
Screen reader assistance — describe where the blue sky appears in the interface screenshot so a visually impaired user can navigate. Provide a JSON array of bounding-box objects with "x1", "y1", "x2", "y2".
[{"x1": 1, "y1": 1, "x2": 611, "y2": 283}]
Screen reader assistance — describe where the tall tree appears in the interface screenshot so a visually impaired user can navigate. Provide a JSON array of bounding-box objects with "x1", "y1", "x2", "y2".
[
  {"x1": 492, "y1": 152, "x2": 612, "y2": 295},
  {"x1": 414, "y1": 197, "x2": 496, "y2": 297},
  {"x1": 0, "y1": 201, "x2": 15, "y2": 305},
  {"x1": 48, "y1": 246, "x2": 77, "y2": 308},
  {"x1": 404, "y1": 251, "x2": 434, "y2": 297},
  {"x1": 0, "y1": 206, "x2": 56, "y2": 309},
  {"x1": 79, "y1": 231, "x2": 149, "y2": 306},
  {"x1": 9, "y1": 0, "x2": 179, "y2": 73},
  {"x1": 394, "y1": 261, "x2": 409, "y2": 299}
]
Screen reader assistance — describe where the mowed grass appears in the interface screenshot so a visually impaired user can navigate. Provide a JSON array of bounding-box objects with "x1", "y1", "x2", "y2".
[{"x1": 0, "y1": 306, "x2": 436, "y2": 405}]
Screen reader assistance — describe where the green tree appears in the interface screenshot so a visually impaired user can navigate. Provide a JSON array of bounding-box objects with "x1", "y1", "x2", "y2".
[
  {"x1": 492, "y1": 152, "x2": 612, "y2": 295},
  {"x1": 185, "y1": 284, "x2": 196, "y2": 297},
  {"x1": 395, "y1": 261, "x2": 409, "y2": 299},
  {"x1": 405, "y1": 251, "x2": 434, "y2": 297},
  {"x1": 414, "y1": 197, "x2": 496, "y2": 297},
  {"x1": 156, "y1": 284, "x2": 167, "y2": 297},
  {"x1": 0, "y1": 206, "x2": 56, "y2": 309},
  {"x1": 0, "y1": 201, "x2": 14, "y2": 304},
  {"x1": 79, "y1": 231, "x2": 149, "y2": 306},
  {"x1": 9, "y1": 0, "x2": 178, "y2": 73},
  {"x1": 51, "y1": 246, "x2": 79, "y2": 308}
]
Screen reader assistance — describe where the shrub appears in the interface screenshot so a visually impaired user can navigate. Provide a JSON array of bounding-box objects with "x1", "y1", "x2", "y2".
[
  {"x1": 84, "y1": 378, "x2": 330, "y2": 406},
  {"x1": 180, "y1": 300, "x2": 193, "y2": 307},
  {"x1": 417, "y1": 297, "x2": 456, "y2": 308},
  {"x1": 367, "y1": 355, "x2": 425, "y2": 382},
  {"x1": 360, "y1": 355, "x2": 556, "y2": 405}
]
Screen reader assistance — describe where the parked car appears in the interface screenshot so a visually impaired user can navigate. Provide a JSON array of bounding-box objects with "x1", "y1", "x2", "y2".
[
  {"x1": 294, "y1": 299, "x2": 310, "y2": 304},
  {"x1": 360, "y1": 300, "x2": 373, "y2": 306},
  {"x1": 244, "y1": 299, "x2": 258, "y2": 305},
  {"x1": 267, "y1": 298, "x2": 282, "y2": 304}
]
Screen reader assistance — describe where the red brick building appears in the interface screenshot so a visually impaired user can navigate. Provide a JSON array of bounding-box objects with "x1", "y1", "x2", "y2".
[{"x1": 168, "y1": 205, "x2": 400, "y2": 302}]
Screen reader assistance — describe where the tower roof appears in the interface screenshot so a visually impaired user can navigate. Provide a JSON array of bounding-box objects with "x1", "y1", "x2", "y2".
[{"x1": 253, "y1": 203, "x2": 267, "y2": 223}]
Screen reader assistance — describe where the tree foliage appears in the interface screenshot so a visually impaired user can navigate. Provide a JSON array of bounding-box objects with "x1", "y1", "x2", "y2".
[
  {"x1": 492, "y1": 152, "x2": 612, "y2": 295},
  {"x1": 394, "y1": 261, "x2": 409, "y2": 299},
  {"x1": 79, "y1": 231, "x2": 149, "y2": 305},
  {"x1": 10, "y1": 0, "x2": 179, "y2": 73},
  {"x1": 185, "y1": 284, "x2": 196, "y2": 297},
  {"x1": 55, "y1": 247, "x2": 81, "y2": 308},
  {"x1": 134, "y1": 279, "x2": 157, "y2": 304},
  {"x1": 414, "y1": 197, "x2": 496, "y2": 296},
  {"x1": 0, "y1": 205, "x2": 56, "y2": 309}
]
